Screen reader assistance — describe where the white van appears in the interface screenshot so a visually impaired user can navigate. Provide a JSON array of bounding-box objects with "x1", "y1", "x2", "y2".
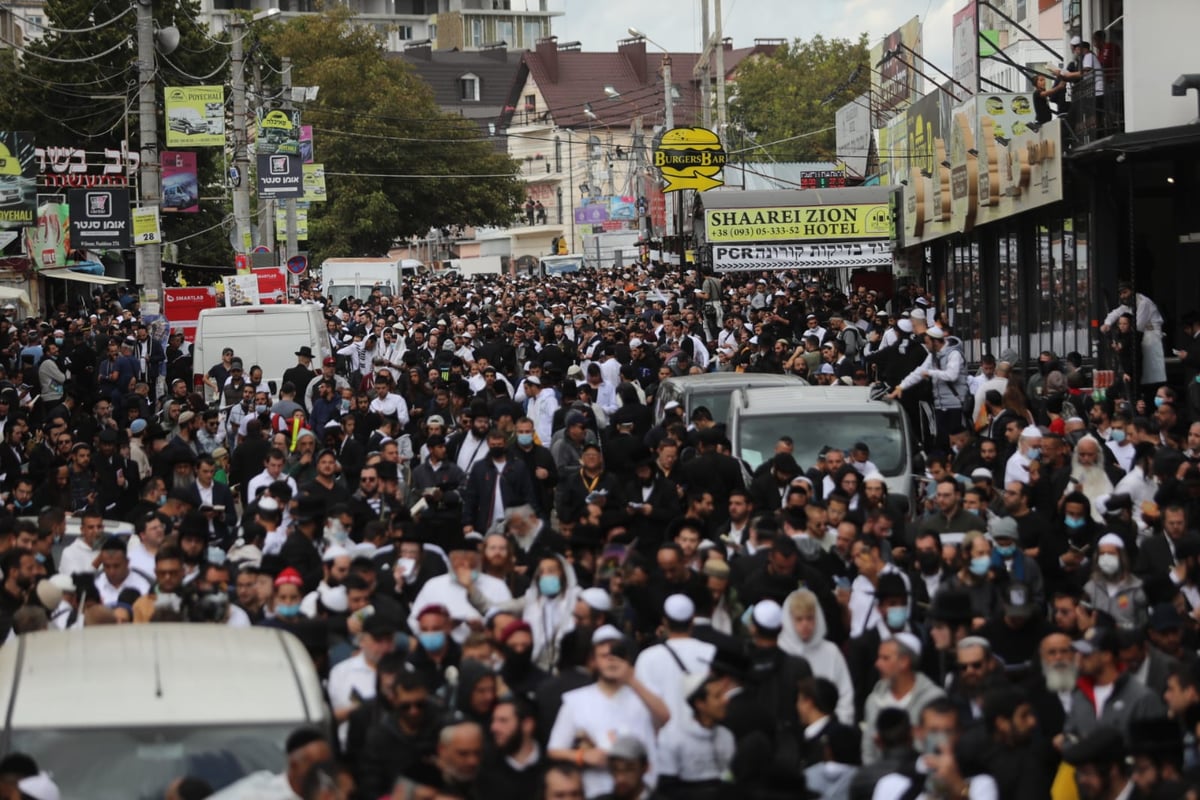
[
  {"x1": 729, "y1": 386, "x2": 915, "y2": 508},
  {"x1": 192, "y1": 304, "x2": 328, "y2": 402},
  {"x1": 0, "y1": 624, "x2": 329, "y2": 799}
]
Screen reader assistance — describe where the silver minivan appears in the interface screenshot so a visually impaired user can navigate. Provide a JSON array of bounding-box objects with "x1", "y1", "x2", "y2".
[
  {"x1": 729, "y1": 386, "x2": 915, "y2": 505},
  {"x1": 0, "y1": 624, "x2": 329, "y2": 799},
  {"x1": 653, "y1": 373, "x2": 807, "y2": 425}
]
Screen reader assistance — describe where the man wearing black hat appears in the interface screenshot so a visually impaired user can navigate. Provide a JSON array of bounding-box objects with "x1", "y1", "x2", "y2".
[
  {"x1": 678, "y1": 427, "x2": 745, "y2": 522},
  {"x1": 280, "y1": 494, "x2": 327, "y2": 592},
  {"x1": 1062, "y1": 725, "x2": 1132, "y2": 800},
  {"x1": 1101, "y1": 281, "x2": 1166, "y2": 392},
  {"x1": 749, "y1": 452, "x2": 801, "y2": 512},
  {"x1": 283, "y1": 347, "x2": 318, "y2": 399}
]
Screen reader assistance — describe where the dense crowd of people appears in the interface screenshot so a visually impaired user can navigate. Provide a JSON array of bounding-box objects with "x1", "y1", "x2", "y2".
[{"x1": 0, "y1": 264, "x2": 1197, "y2": 800}]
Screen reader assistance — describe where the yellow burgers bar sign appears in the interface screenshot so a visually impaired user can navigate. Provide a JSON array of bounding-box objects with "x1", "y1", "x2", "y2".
[{"x1": 654, "y1": 127, "x2": 727, "y2": 192}]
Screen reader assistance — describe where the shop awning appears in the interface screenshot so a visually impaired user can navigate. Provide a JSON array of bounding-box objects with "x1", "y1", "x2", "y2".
[
  {"x1": 40, "y1": 270, "x2": 127, "y2": 286},
  {"x1": 1068, "y1": 123, "x2": 1200, "y2": 161}
]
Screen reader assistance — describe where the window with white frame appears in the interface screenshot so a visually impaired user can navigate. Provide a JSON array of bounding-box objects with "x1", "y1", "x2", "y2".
[{"x1": 459, "y1": 73, "x2": 481, "y2": 102}]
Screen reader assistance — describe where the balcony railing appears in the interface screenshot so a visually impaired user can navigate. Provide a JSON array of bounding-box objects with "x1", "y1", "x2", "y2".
[{"x1": 1066, "y1": 66, "x2": 1124, "y2": 147}]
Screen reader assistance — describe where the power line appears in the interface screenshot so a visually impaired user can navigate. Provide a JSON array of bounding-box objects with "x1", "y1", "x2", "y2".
[
  {"x1": 23, "y1": 6, "x2": 135, "y2": 35},
  {"x1": 0, "y1": 34, "x2": 130, "y2": 64},
  {"x1": 323, "y1": 170, "x2": 518, "y2": 179},
  {"x1": 158, "y1": 51, "x2": 230, "y2": 83}
]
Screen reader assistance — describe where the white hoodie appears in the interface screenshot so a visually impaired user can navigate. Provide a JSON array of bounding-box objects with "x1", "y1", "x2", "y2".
[{"x1": 778, "y1": 589, "x2": 856, "y2": 725}]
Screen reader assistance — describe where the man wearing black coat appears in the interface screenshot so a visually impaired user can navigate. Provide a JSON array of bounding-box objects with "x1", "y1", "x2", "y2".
[
  {"x1": 461, "y1": 427, "x2": 539, "y2": 534},
  {"x1": 279, "y1": 495, "x2": 327, "y2": 592},
  {"x1": 620, "y1": 454, "x2": 681, "y2": 556},
  {"x1": 678, "y1": 427, "x2": 745, "y2": 522}
]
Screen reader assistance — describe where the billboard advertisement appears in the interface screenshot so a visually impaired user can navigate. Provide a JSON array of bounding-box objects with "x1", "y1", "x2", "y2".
[
  {"x1": 0, "y1": 132, "x2": 37, "y2": 232},
  {"x1": 256, "y1": 108, "x2": 302, "y2": 156},
  {"x1": 835, "y1": 95, "x2": 872, "y2": 178},
  {"x1": 165, "y1": 86, "x2": 225, "y2": 148},
  {"x1": 24, "y1": 202, "x2": 70, "y2": 269},
  {"x1": 952, "y1": 2, "x2": 979, "y2": 96},
  {"x1": 68, "y1": 188, "x2": 131, "y2": 250},
  {"x1": 252, "y1": 267, "x2": 288, "y2": 304},
  {"x1": 161, "y1": 151, "x2": 199, "y2": 213},
  {"x1": 869, "y1": 16, "x2": 923, "y2": 126},
  {"x1": 163, "y1": 287, "x2": 218, "y2": 342}
]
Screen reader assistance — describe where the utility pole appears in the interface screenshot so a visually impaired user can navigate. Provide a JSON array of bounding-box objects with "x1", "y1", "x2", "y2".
[
  {"x1": 254, "y1": 59, "x2": 273, "y2": 249},
  {"x1": 230, "y1": 19, "x2": 252, "y2": 256},
  {"x1": 699, "y1": 0, "x2": 711, "y2": 130},
  {"x1": 281, "y1": 56, "x2": 299, "y2": 267},
  {"x1": 714, "y1": 0, "x2": 727, "y2": 140},
  {"x1": 135, "y1": 0, "x2": 163, "y2": 305}
]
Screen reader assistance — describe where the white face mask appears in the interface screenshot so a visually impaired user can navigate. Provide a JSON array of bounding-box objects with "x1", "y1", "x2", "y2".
[{"x1": 1097, "y1": 553, "x2": 1121, "y2": 577}]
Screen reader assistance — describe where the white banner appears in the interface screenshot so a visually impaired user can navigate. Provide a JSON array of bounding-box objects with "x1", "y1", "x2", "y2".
[{"x1": 712, "y1": 241, "x2": 893, "y2": 272}]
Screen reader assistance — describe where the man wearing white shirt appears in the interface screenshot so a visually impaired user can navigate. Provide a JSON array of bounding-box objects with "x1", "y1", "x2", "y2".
[
  {"x1": 127, "y1": 511, "x2": 167, "y2": 582},
  {"x1": 247, "y1": 448, "x2": 299, "y2": 503},
  {"x1": 523, "y1": 375, "x2": 559, "y2": 445},
  {"x1": 327, "y1": 615, "x2": 396, "y2": 748},
  {"x1": 633, "y1": 595, "x2": 716, "y2": 724},
  {"x1": 368, "y1": 376, "x2": 410, "y2": 427},
  {"x1": 406, "y1": 543, "x2": 512, "y2": 643},
  {"x1": 548, "y1": 627, "x2": 670, "y2": 798},
  {"x1": 58, "y1": 509, "x2": 106, "y2": 578},
  {"x1": 1004, "y1": 426, "x2": 1043, "y2": 487},
  {"x1": 95, "y1": 537, "x2": 151, "y2": 606}
]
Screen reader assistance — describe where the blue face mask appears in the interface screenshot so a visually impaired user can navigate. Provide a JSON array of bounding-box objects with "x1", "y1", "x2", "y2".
[
  {"x1": 538, "y1": 574, "x2": 562, "y2": 597},
  {"x1": 275, "y1": 603, "x2": 301, "y2": 618},
  {"x1": 1064, "y1": 515, "x2": 1086, "y2": 529},
  {"x1": 1110, "y1": 429, "x2": 1126, "y2": 443},
  {"x1": 255, "y1": 404, "x2": 268, "y2": 414},
  {"x1": 1154, "y1": 396, "x2": 1165, "y2": 408},
  {"x1": 1026, "y1": 447, "x2": 1041, "y2": 461},
  {"x1": 33, "y1": 552, "x2": 45, "y2": 564},
  {"x1": 885, "y1": 606, "x2": 909, "y2": 630},
  {"x1": 516, "y1": 433, "x2": 534, "y2": 447},
  {"x1": 995, "y1": 543, "x2": 1017, "y2": 558},
  {"x1": 418, "y1": 631, "x2": 446, "y2": 652},
  {"x1": 969, "y1": 556, "x2": 992, "y2": 576}
]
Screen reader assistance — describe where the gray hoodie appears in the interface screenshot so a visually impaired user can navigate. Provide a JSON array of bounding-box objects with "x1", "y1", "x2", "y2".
[{"x1": 861, "y1": 672, "x2": 946, "y2": 765}]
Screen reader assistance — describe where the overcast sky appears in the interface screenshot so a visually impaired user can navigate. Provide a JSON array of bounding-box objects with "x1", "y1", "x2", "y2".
[{"x1": 545, "y1": 0, "x2": 957, "y2": 80}]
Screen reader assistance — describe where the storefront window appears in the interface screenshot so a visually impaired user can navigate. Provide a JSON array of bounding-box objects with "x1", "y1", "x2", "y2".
[
  {"x1": 946, "y1": 239, "x2": 983, "y2": 362},
  {"x1": 1030, "y1": 216, "x2": 1092, "y2": 362},
  {"x1": 993, "y1": 231, "x2": 1021, "y2": 359}
]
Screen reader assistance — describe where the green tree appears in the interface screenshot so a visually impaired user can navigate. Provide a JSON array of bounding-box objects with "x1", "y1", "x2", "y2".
[
  {"x1": 261, "y1": 8, "x2": 524, "y2": 263},
  {"x1": 0, "y1": 0, "x2": 232, "y2": 269},
  {"x1": 728, "y1": 34, "x2": 870, "y2": 162}
]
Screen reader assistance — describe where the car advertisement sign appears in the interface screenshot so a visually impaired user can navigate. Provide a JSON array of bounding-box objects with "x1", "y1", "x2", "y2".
[
  {"x1": 161, "y1": 151, "x2": 199, "y2": 213},
  {"x1": 275, "y1": 205, "x2": 309, "y2": 240},
  {"x1": 0, "y1": 132, "x2": 37, "y2": 232},
  {"x1": 165, "y1": 86, "x2": 225, "y2": 148},
  {"x1": 68, "y1": 187, "x2": 131, "y2": 249},
  {"x1": 302, "y1": 163, "x2": 325, "y2": 203},
  {"x1": 256, "y1": 108, "x2": 302, "y2": 156},
  {"x1": 257, "y1": 154, "x2": 303, "y2": 199}
]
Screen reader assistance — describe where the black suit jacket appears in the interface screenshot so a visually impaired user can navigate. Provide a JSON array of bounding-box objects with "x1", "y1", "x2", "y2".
[
  {"x1": 279, "y1": 531, "x2": 323, "y2": 593},
  {"x1": 1133, "y1": 533, "x2": 1180, "y2": 579},
  {"x1": 186, "y1": 480, "x2": 239, "y2": 547},
  {"x1": 461, "y1": 457, "x2": 539, "y2": 532}
]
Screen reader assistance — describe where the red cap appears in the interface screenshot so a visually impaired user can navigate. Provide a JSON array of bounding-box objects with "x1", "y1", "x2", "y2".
[
  {"x1": 274, "y1": 567, "x2": 304, "y2": 588},
  {"x1": 499, "y1": 619, "x2": 533, "y2": 644}
]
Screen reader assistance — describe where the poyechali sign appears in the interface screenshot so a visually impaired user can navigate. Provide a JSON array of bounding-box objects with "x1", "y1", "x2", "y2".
[{"x1": 705, "y1": 203, "x2": 892, "y2": 243}]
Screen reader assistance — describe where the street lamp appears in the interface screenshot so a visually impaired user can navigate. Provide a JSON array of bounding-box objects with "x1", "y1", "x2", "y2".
[
  {"x1": 628, "y1": 26, "x2": 682, "y2": 268},
  {"x1": 230, "y1": 8, "x2": 281, "y2": 259}
]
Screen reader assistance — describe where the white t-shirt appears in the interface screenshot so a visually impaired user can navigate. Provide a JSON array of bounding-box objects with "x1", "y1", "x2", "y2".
[
  {"x1": 633, "y1": 637, "x2": 716, "y2": 723},
  {"x1": 328, "y1": 653, "x2": 376, "y2": 748},
  {"x1": 548, "y1": 683, "x2": 658, "y2": 799}
]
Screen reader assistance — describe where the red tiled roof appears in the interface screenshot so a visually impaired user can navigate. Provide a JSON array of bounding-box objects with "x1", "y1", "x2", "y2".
[{"x1": 501, "y1": 39, "x2": 770, "y2": 131}]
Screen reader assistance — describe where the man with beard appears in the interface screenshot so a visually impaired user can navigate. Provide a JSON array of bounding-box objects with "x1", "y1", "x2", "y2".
[
  {"x1": 449, "y1": 406, "x2": 493, "y2": 475},
  {"x1": 0, "y1": 548, "x2": 35, "y2": 632},
  {"x1": 481, "y1": 696, "x2": 543, "y2": 800},
  {"x1": 1025, "y1": 631, "x2": 1075, "y2": 744},
  {"x1": 1065, "y1": 626, "x2": 1165, "y2": 742},
  {"x1": 946, "y1": 636, "x2": 1003, "y2": 722},
  {"x1": 976, "y1": 686, "x2": 1054, "y2": 800},
  {"x1": 1062, "y1": 726, "x2": 1133, "y2": 800},
  {"x1": 1070, "y1": 435, "x2": 1121, "y2": 518}
]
